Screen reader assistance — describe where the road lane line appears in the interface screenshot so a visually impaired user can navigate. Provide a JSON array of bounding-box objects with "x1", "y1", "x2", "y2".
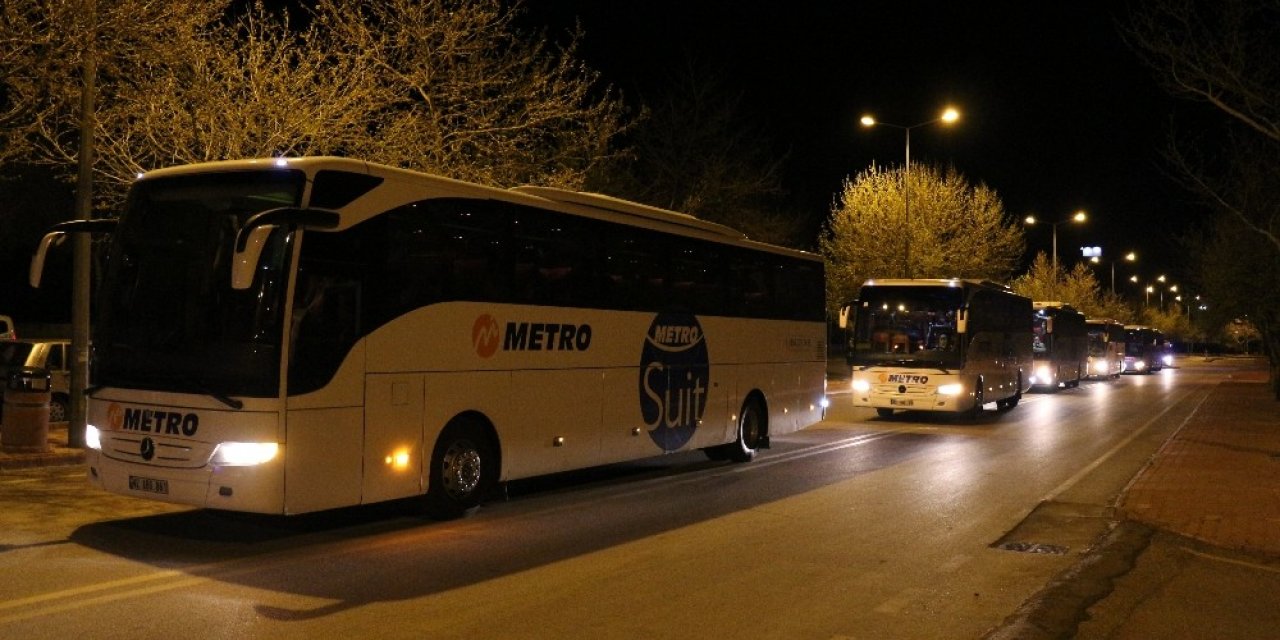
[{"x1": 1043, "y1": 387, "x2": 1210, "y2": 504}]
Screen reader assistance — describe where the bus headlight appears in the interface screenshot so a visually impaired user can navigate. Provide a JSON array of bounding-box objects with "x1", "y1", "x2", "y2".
[
  {"x1": 852, "y1": 379, "x2": 871, "y2": 393},
  {"x1": 1134, "y1": 361, "x2": 1146, "y2": 371},
  {"x1": 937, "y1": 383, "x2": 964, "y2": 396},
  {"x1": 211, "y1": 442, "x2": 280, "y2": 466},
  {"x1": 1034, "y1": 366, "x2": 1051, "y2": 383},
  {"x1": 85, "y1": 424, "x2": 102, "y2": 450},
  {"x1": 1095, "y1": 361, "x2": 1109, "y2": 374},
  {"x1": 1162, "y1": 354, "x2": 1173, "y2": 366}
]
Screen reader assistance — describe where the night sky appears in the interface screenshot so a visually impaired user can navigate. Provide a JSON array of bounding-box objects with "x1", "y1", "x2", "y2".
[{"x1": 528, "y1": 1, "x2": 1207, "y2": 283}]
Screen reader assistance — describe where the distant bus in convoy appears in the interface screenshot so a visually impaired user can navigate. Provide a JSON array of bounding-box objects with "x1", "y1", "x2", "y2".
[
  {"x1": 841, "y1": 279, "x2": 1033, "y2": 417},
  {"x1": 30, "y1": 157, "x2": 828, "y2": 517},
  {"x1": 1122, "y1": 325, "x2": 1163, "y2": 374},
  {"x1": 1029, "y1": 302, "x2": 1087, "y2": 389},
  {"x1": 1085, "y1": 318, "x2": 1125, "y2": 379}
]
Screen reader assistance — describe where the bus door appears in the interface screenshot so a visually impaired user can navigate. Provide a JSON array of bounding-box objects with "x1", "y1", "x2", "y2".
[{"x1": 364, "y1": 373, "x2": 425, "y2": 503}]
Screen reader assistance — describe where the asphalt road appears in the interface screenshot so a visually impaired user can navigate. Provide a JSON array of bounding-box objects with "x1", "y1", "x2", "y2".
[{"x1": 0, "y1": 365, "x2": 1221, "y2": 639}]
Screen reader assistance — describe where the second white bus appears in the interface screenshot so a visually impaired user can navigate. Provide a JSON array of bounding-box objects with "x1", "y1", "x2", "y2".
[{"x1": 842, "y1": 279, "x2": 1032, "y2": 417}]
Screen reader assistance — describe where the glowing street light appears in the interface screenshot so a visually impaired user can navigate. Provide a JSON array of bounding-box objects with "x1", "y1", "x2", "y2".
[
  {"x1": 1025, "y1": 210, "x2": 1087, "y2": 275},
  {"x1": 860, "y1": 106, "x2": 961, "y2": 278},
  {"x1": 1088, "y1": 249, "x2": 1136, "y2": 294}
]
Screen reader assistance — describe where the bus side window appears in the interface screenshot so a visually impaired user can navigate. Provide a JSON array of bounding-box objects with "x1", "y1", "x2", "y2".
[
  {"x1": 601, "y1": 229, "x2": 663, "y2": 311},
  {"x1": 511, "y1": 207, "x2": 593, "y2": 307}
]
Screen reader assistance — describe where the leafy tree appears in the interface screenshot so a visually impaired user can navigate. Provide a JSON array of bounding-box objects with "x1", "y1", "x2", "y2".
[
  {"x1": 588, "y1": 57, "x2": 802, "y2": 246},
  {"x1": 821, "y1": 163, "x2": 1024, "y2": 311},
  {"x1": 1010, "y1": 253, "x2": 1136, "y2": 322}
]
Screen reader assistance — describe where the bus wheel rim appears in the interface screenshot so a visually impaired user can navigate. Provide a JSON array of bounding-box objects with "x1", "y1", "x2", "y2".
[{"x1": 442, "y1": 441, "x2": 482, "y2": 498}]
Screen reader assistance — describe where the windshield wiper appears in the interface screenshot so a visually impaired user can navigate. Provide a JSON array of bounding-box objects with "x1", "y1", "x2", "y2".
[{"x1": 169, "y1": 374, "x2": 245, "y2": 410}]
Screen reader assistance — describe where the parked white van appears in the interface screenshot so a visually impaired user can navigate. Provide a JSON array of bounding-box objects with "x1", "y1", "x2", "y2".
[{"x1": 0, "y1": 339, "x2": 72, "y2": 422}]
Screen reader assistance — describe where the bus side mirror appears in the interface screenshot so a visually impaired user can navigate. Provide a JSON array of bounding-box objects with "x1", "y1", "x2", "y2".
[
  {"x1": 957, "y1": 308, "x2": 968, "y2": 334},
  {"x1": 231, "y1": 225, "x2": 277, "y2": 290},
  {"x1": 29, "y1": 218, "x2": 119, "y2": 288},
  {"x1": 838, "y1": 304, "x2": 851, "y2": 329},
  {"x1": 230, "y1": 207, "x2": 340, "y2": 290},
  {"x1": 29, "y1": 231, "x2": 67, "y2": 288}
]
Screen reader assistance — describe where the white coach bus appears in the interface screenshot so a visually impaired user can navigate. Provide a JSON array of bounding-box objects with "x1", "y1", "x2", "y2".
[
  {"x1": 31, "y1": 157, "x2": 827, "y2": 517},
  {"x1": 841, "y1": 279, "x2": 1032, "y2": 417}
]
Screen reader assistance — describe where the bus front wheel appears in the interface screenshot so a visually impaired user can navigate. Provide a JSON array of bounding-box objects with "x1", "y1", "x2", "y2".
[
  {"x1": 968, "y1": 381, "x2": 984, "y2": 417},
  {"x1": 425, "y1": 419, "x2": 496, "y2": 520}
]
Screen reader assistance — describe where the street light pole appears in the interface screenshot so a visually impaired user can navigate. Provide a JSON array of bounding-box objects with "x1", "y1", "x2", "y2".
[
  {"x1": 861, "y1": 107, "x2": 959, "y2": 279},
  {"x1": 1090, "y1": 250, "x2": 1136, "y2": 294}
]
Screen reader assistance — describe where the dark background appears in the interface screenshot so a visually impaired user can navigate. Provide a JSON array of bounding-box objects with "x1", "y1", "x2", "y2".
[
  {"x1": 527, "y1": 1, "x2": 1208, "y2": 276},
  {"x1": 3, "y1": 2, "x2": 1211, "y2": 325}
]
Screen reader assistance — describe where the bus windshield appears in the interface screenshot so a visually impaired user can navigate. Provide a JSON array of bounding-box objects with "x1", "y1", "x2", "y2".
[
  {"x1": 849, "y1": 285, "x2": 964, "y2": 369},
  {"x1": 94, "y1": 170, "x2": 305, "y2": 397}
]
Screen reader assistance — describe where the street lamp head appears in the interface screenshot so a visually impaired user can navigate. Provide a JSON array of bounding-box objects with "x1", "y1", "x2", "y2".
[
  {"x1": 1024, "y1": 215, "x2": 1037, "y2": 225},
  {"x1": 860, "y1": 115, "x2": 876, "y2": 127},
  {"x1": 1072, "y1": 210, "x2": 1087, "y2": 223},
  {"x1": 1125, "y1": 251, "x2": 1137, "y2": 262},
  {"x1": 1157, "y1": 274, "x2": 1166, "y2": 283},
  {"x1": 1090, "y1": 256, "x2": 1100, "y2": 264},
  {"x1": 1130, "y1": 275, "x2": 1139, "y2": 283},
  {"x1": 940, "y1": 107, "x2": 960, "y2": 124},
  {"x1": 1146, "y1": 286, "x2": 1154, "y2": 293},
  {"x1": 1169, "y1": 284, "x2": 1178, "y2": 292}
]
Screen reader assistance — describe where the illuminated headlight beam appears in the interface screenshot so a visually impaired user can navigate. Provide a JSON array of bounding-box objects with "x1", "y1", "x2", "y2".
[
  {"x1": 211, "y1": 442, "x2": 280, "y2": 466},
  {"x1": 85, "y1": 424, "x2": 102, "y2": 450}
]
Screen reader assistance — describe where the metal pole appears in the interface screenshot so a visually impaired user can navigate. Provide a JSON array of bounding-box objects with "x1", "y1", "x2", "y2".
[
  {"x1": 70, "y1": 1, "x2": 97, "y2": 449},
  {"x1": 904, "y1": 127, "x2": 911, "y2": 279},
  {"x1": 1110, "y1": 261, "x2": 1115, "y2": 294},
  {"x1": 1051, "y1": 223, "x2": 1058, "y2": 274}
]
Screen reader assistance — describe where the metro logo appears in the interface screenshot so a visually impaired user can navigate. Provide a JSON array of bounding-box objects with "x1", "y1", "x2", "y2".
[
  {"x1": 107, "y1": 402, "x2": 125, "y2": 431},
  {"x1": 472, "y1": 314, "x2": 593, "y2": 358},
  {"x1": 106, "y1": 402, "x2": 199, "y2": 436},
  {"x1": 639, "y1": 313, "x2": 709, "y2": 452},
  {"x1": 472, "y1": 314, "x2": 501, "y2": 358}
]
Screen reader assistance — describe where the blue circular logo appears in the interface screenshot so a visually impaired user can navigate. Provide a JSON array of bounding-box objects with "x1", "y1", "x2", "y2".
[{"x1": 639, "y1": 313, "x2": 710, "y2": 451}]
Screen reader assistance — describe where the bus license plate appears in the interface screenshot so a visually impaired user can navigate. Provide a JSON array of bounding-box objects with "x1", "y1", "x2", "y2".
[
  {"x1": 128, "y1": 476, "x2": 169, "y2": 495},
  {"x1": 890, "y1": 398, "x2": 914, "y2": 407}
]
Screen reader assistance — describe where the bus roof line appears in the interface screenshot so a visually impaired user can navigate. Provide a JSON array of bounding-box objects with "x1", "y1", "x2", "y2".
[{"x1": 509, "y1": 185, "x2": 746, "y2": 240}]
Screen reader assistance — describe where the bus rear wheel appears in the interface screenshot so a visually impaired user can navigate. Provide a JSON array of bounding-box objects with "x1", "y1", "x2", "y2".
[
  {"x1": 706, "y1": 398, "x2": 765, "y2": 463},
  {"x1": 425, "y1": 419, "x2": 496, "y2": 520}
]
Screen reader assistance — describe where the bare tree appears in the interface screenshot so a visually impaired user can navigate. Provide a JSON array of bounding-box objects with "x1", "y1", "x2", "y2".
[
  {"x1": 1, "y1": 0, "x2": 629, "y2": 203},
  {"x1": 311, "y1": 0, "x2": 628, "y2": 189},
  {"x1": 1125, "y1": 0, "x2": 1280, "y2": 389},
  {"x1": 0, "y1": 0, "x2": 228, "y2": 173},
  {"x1": 591, "y1": 56, "x2": 801, "y2": 246},
  {"x1": 821, "y1": 163, "x2": 1023, "y2": 311},
  {"x1": 1124, "y1": 0, "x2": 1280, "y2": 252}
]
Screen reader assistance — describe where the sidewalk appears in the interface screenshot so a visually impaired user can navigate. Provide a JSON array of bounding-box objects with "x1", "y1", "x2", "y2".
[
  {"x1": 1119, "y1": 362, "x2": 1280, "y2": 557},
  {"x1": 0, "y1": 422, "x2": 85, "y2": 471}
]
